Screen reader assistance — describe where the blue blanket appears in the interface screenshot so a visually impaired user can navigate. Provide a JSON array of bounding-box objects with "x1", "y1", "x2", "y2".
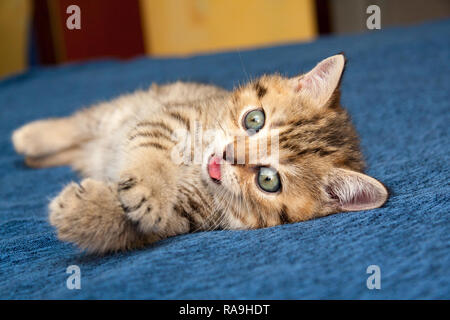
[{"x1": 0, "y1": 20, "x2": 449, "y2": 299}]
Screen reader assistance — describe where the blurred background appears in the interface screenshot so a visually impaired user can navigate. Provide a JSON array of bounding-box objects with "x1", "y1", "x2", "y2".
[{"x1": 1, "y1": 0, "x2": 449, "y2": 79}]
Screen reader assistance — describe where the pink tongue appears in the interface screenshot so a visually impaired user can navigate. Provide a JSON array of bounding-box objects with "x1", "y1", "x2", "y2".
[{"x1": 208, "y1": 156, "x2": 221, "y2": 181}]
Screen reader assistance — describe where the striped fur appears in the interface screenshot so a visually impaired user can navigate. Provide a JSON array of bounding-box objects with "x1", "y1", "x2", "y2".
[{"x1": 12, "y1": 55, "x2": 388, "y2": 254}]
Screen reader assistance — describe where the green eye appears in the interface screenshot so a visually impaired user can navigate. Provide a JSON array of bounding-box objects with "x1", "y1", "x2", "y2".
[
  {"x1": 243, "y1": 109, "x2": 265, "y2": 132},
  {"x1": 257, "y1": 167, "x2": 281, "y2": 193}
]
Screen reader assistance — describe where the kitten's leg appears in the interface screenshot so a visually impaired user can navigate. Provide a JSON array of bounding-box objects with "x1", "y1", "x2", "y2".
[
  {"x1": 117, "y1": 152, "x2": 190, "y2": 238},
  {"x1": 12, "y1": 117, "x2": 86, "y2": 157},
  {"x1": 11, "y1": 100, "x2": 116, "y2": 169},
  {"x1": 23, "y1": 146, "x2": 82, "y2": 168},
  {"x1": 49, "y1": 178, "x2": 158, "y2": 253},
  {"x1": 12, "y1": 112, "x2": 95, "y2": 169}
]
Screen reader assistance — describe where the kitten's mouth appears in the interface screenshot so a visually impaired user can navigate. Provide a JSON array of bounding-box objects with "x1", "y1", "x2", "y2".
[{"x1": 208, "y1": 155, "x2": 222, "y2": 183}]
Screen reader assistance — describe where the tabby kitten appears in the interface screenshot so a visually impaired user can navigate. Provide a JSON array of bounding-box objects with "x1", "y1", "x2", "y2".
[{"x1": 12, "y1": 54, "x2": 388, "y2": 253}]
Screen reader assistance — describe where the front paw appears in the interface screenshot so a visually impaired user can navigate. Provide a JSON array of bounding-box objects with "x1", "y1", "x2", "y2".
[
  {"x1": 49, "y1": 180, "x2": 102, "y2": 248},
  {"x1": 49, "y1": 179, "x2": 130, "y2": 253},
  {"x1": 118, "y1": 174, "x2": 168, "y2": 233}
]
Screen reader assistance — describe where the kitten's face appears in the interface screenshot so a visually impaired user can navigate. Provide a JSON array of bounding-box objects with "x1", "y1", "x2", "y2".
[{"x1": 204, "y1": 55, "x2": 388, "y2": 228}]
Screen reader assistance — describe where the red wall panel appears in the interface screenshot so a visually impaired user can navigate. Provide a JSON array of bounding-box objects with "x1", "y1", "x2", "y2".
[{"x1": 55, "y1": 0, "x2": 145, "y2": 62}]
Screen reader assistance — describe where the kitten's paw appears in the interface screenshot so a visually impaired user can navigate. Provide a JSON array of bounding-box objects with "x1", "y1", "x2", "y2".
[
  {"x1": 12, "y1": 119, "x2": 75, "y2": 157},
  {"x1": 118, "y1": 174, "x2": 168, "y2": 234},
  {"x1": 12, "y1": 122, "x2": 49, "y2": 157},
  {"x1": 49, "y1": 179, "x2": 133, "y2": 253},
  {"x1": 49, "y1": 179, "x2": 111, "y2": 240}
]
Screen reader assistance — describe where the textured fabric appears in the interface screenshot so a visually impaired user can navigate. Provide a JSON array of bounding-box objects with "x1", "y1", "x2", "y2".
[{"x1": 0, "y1": 20, "x2": 449, "y2": 299}]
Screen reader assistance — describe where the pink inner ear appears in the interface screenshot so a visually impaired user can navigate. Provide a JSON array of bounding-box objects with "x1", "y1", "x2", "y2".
[
  {"x1": 342, "y1": 188, "x2": 380, "y2": 211},
  {"x1": 297, "y1": 76, "x2": 315, "y2": 92},
  {"x1": 295, "y1": 75, "x2": 310, "y2": 92},
  {"x1": 326, "y1": 170, "x2": 388, "y2": 212},
  {"x1": 296, "y1": 65, "x2": 327, "y2": 94},
  {"x1": 294, "y1": 55, "x2": 345, "y2": 102}
]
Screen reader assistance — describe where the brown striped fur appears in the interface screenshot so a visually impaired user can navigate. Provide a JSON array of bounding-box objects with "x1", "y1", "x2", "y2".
[{"x1": 12, "y1": 54, "x2": 388, "y2": 254}]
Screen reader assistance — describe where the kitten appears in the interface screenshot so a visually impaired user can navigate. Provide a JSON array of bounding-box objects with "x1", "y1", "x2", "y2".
[{"x1": 12, "y1": 54, "x2": 388, "y2": 254}]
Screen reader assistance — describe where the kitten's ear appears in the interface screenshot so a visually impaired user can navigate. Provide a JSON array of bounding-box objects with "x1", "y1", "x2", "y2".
[
  {"x1": 324, "y1": 168, "x2": 388, "y2": 211},
  {"x1": 292, "y1": 54, "x2": 345, "y2": 108}
]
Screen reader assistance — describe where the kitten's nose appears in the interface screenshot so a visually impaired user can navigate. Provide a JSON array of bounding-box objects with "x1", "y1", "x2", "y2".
[
  {"x1": 222, "y1": 143, "x2": 235, "y2": 164},
  {"x1": 223, "y1": 141, "x2": 247, "y2": 165}
]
